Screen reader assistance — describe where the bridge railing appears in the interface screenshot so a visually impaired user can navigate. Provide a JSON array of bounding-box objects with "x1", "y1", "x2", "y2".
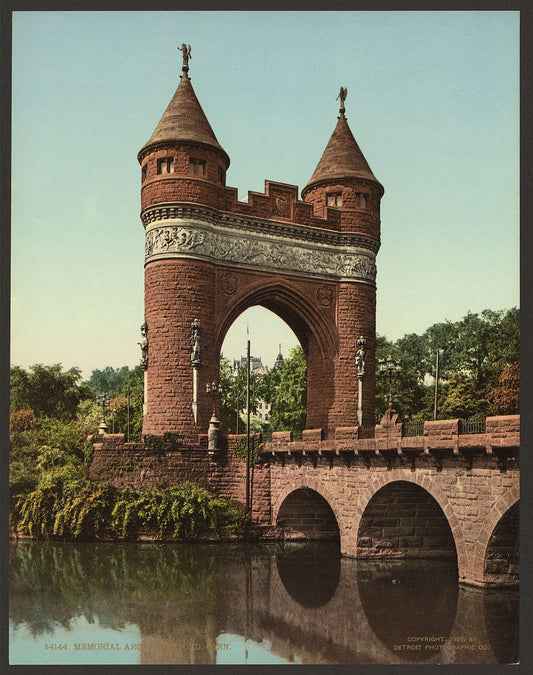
[
  {"x1": 358, "y1": 425, "x2": 376, "y2": 439},
  {"x1": 403, "y1": 421, "x2": 425, "y2": 437},
  {"x1": 458, "y1": 417, "x2": 487, "y2": 434},
  {"x1": 261, "y1": 430, "x2": 303, "y2": 443}
]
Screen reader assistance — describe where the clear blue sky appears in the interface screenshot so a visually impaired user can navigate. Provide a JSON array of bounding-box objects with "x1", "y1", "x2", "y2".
[{"x1": 11, "y1": 11, "x2": 519, "y2": 377}]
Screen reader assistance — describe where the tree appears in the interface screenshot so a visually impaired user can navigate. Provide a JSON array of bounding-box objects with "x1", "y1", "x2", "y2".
[
  {"x1": 375, "y1": 335, "x2": 429, "y2": 422},
  {"x1": 219, "y1": 356, "x2": 266, "y2": 433},
  {"x1": 85, "y1": 366, "x2": 145, "y2": 440},
  {"x1": 438, "y1": 373, "x2": 489, "y2": 419},
  {"x1": 265, "y1": 346, "x2": 307, "y2": 432},
  {"x1": 488, "y1": 362, "x2": 519, "y2": 415},
  {"x1": 10, "y1": 364, "x2": 92, "y2": 420}
]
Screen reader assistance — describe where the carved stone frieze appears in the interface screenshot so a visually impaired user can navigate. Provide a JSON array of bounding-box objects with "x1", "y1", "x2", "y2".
[
  {"x1": 145, "y1": 218, "x2": 377, "y2": 284},
  {"x1": 141, "y1": 203, "x2": 380, "y2": 253}
]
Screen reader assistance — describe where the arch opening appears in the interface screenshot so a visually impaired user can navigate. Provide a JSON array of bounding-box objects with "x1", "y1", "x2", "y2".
[
  {"x1": 483, "y1": 501, "x2": 519, "y2": 587},
  {"x1": 219, "y1": 305, "x2": 307, "y2": 435},
  {"x1": 357, "y1": 481, "x2": 457, "y2": 563},
  {"x1": 276, "y1": 487, "x2": 340, "y2": 543},
  {"x1": 216, "y1": 281, "x2": 336, "y2": 361}
]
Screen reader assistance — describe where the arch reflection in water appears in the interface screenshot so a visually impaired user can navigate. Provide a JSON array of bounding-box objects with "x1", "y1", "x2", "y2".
[
  {"x1": 9, "y1": 540, "x2": 519, "y2": 665},
  {"x1": 275, "y1": 541, "x2": 341, "y2": 608},
  {"x1": 356, "y1": 559, "x2": 459, "y2": 662},
  {"x1": 483, "y1": 588, "x2": 519, "y2": 663}
]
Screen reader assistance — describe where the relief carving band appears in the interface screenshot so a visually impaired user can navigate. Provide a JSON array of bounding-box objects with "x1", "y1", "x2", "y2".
[{"x1": 145, "y1": 221, "x2": 377, "y2": 284}]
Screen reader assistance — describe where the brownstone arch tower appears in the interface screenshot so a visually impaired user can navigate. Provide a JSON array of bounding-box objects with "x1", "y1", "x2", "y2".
[{"x1": 138, "y1": 56, "x2": 383, "y2": 444}]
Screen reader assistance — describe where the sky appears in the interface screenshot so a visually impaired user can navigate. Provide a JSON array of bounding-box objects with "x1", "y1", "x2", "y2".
[{"x1": 11, "y1": 11, "x2": 519, "y2": 377}]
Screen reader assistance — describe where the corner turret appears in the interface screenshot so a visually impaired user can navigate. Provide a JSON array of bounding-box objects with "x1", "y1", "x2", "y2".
[
  {"x1": 302, "y1": 87, "x2": 383, "y2": 240},
  {"x1": 138, "y1": 45, "x2": 230, "y2": 211}
]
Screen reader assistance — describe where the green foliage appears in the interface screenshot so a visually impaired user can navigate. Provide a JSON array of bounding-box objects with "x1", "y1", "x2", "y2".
[
  {"x1": 144, "y1": 432, "x2": 182, "y2": 455},
  {"x1": 219, "y1": 356, "x2": 267, "y2": 433},
  {"x1": 375, "y1": 307, "x2": 519, "y2": 421},
  {"x1": 10, "y1": 364, "x2": 92, "y2": 420},
  {"x1": 85, "y1": 366, "x2": 145, "y2": 441},
  {"x1": 13, "y1": 482, "x2": 249, "y2": 541},
  {"x1": 265, "y1": 345, "x2": 307, "y2": 432},
  {"x1": 233, "y1": 437, "x2": 263, "y2": 466},
  {"x1": 9, "y1": 460, "x2": 39, "y2": 502},
  {"x1": 438, "y1": 373, "x2": 489, "y2": 419},
  {"x1": 86, "y1": 366, "x2": 132, "y2": 395},
  {"x1": 10, "y1": 412, "x2": 92, "y2": 506}
]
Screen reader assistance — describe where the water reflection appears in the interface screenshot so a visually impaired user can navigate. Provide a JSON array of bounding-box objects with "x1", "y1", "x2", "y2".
[
  {"x1": 356, "y1": 559, "x2": 458, "y2": 662},
  {"x1": 276, "y1": 541, "x2": 340, "y2": 608},
  {"x1": 9, "y1": 540, "x2": 518, "y2": 665}
]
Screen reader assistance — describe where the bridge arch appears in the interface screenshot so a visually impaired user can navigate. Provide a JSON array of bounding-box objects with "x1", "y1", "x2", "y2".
[
  {"x1": 351, "y1": 471, "x2": 467, "y2": 577},
  {"x1": 472, "y1": 487, "x2": 519, "y2": 586},
  {"x1": 272, "y1": 476, "x2": 345, "y2": 544}
]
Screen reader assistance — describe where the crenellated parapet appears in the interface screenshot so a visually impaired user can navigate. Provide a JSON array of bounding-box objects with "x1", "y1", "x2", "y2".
[{"x1": 263, "y1": 415, "x2": 519, "y2": 471}]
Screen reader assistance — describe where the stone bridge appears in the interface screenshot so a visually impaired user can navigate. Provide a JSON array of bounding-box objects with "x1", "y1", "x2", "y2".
[{"x1": 90, "y1": 413, "x2": 519, "y2": 588}]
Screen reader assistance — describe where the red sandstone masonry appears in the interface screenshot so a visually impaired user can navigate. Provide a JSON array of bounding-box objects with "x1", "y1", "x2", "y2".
[{"x1": 90, "y1": 416, "x2": 519, "y2": 586}]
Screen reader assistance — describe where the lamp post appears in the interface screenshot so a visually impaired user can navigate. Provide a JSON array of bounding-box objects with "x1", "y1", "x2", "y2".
[
  {"x1": 233, "y1": 363, "x2": 240, "y2": 434},
  {"x1": 206, "y1": 381, "x2": 221, "y2": 456},
  {"x1": 96, "y1": 393, "x2": 111, "y2": 436},
  {"x1": 433, "y1": 348, "x2": 443, "y2": 420},
  {"x1": 378, "y1": 356, "x2": 401, "y2": 408},
  {"x1": 356, "y1": 335, "x2": 366, "y2": 425},
  {"x1": 206, "y1": 380, "x2": 218, "y2": 416}
]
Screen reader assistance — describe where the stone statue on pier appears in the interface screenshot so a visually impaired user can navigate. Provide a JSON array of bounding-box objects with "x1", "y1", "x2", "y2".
[
  {"x1": 356, "y1": 335, "x2": 366, "y2": 377},
  {"x1": 190, "y1": 318, "x2": 201, "y2": 365},
  {"x1": 138, "y1": 322, "x2": 149, "y2": 371}
]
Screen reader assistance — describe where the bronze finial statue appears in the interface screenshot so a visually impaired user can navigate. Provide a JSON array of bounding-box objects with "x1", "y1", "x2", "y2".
[
  {"x1": 179, "y1": 43, "x2": 192, "y2": 71},
  {"x1": 337, "y1": 86, "x2": 348, "y2": 115}
]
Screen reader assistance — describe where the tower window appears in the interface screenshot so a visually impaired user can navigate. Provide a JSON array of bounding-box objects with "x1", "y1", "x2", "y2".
[
  {"x1": 327, "y1": 193, "x2": 342, "y2": 207},
  {"x1": 218, "y1": 167, "x2": 226, "y2": 185},
  {"x1": 357, "y1": 193, "x2": 367, "y2": 208},
  {"x1": 157, "y1": 157, "x2": 173, "y2": 174},
  {"x1": 189, "y1": 158, "x2": 206, "y2": 176},
  {"x1": 142, "y1": 164, "x2": 148, "y2": 182}
]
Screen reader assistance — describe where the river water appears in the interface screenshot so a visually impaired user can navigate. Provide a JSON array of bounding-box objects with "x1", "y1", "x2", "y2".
[{"x1": 9, "y1": 540, "x2": 518, "y2": 665}]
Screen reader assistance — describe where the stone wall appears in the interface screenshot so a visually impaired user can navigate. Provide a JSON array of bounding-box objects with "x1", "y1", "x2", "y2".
[{"x1": 89, "y1": 415, "x2": 519, "y2": 586}]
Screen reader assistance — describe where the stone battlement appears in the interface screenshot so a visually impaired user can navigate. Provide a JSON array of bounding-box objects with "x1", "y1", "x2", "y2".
[{"x1": 263, "y1": 415, "x2": 519, "y2": 468}]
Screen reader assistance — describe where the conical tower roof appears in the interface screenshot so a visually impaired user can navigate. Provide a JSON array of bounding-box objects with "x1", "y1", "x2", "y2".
[
  {"x1": 139, "y1": 69, "x2": 229, "y2": 167},
  {"x1": 303, "y1": 95, "x2": 382, "y2": 195}
]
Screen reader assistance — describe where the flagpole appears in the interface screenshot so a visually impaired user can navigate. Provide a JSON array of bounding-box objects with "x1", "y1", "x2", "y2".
[{"x1": 246, "y1": 334, "x2": 251, "y2": 512}]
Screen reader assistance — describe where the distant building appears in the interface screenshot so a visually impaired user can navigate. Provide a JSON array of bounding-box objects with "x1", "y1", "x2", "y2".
[
  {"x1": 233, "y1": 355, "x2": 269, "y2": 376},
  {"x1": 273, "y1": 344, "x2": 284, "y2": 370}
]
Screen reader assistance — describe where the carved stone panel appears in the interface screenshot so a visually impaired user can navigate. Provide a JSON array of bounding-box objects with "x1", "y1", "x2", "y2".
[{"x1": 145, "y1": 217, "x2": 377, "y2": 285}]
